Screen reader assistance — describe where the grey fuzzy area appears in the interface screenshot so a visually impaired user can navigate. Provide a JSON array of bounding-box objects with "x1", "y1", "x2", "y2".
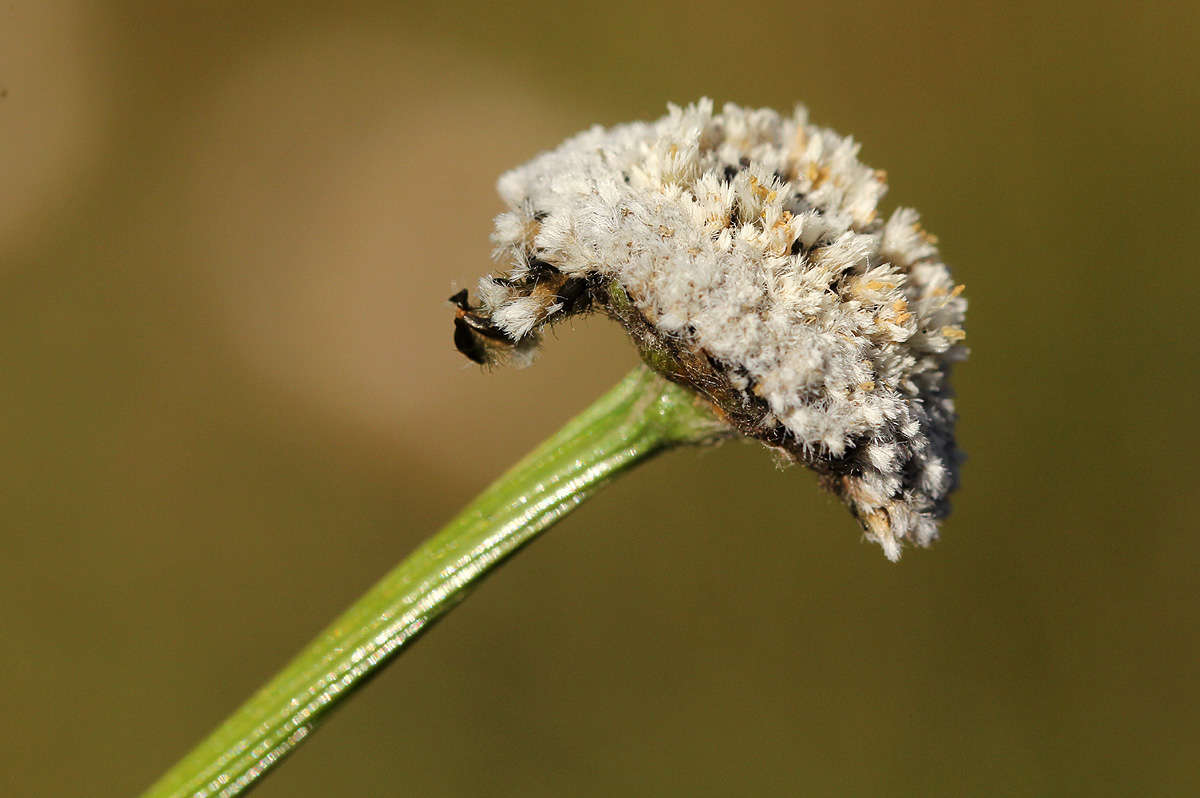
[{"x1": 469, "y1": 99, "x2": 968, "y2": 559}]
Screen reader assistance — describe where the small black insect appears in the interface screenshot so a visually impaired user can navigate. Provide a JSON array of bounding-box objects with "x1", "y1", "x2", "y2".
[
  {"x1": 450, "y1": 289, "x2": 520, "y2": 364},
  {"x1": 453, "y1": 316, "x2": 487, "y2": 364}
]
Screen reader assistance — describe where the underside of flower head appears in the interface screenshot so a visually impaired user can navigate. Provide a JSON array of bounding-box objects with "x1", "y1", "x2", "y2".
[{"x1": 451, "y1": 99, "x2": 968, "y2": 560}]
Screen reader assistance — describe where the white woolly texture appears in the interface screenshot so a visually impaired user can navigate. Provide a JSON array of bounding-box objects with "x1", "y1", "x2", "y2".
[{"x1": 477, "y1": 99, "x2": 967, "y2": 559}]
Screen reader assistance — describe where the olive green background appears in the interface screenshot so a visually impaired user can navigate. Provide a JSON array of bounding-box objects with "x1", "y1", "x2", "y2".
[{"x1": 3, "y1": 1, "x2": 1197, "y2": 795}]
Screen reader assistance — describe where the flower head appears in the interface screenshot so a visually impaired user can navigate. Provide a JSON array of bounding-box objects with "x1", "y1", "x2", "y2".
[{"x1": 452, "y1": 99, "x2": 967, "y2": 560}]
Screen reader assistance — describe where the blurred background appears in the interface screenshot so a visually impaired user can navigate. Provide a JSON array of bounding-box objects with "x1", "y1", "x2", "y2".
[{"x1": 3, "y1": 1, "x2": 1197, "y2": 795}]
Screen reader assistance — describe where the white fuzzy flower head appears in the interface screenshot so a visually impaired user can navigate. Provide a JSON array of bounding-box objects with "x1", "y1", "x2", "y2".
[{"x1": 452, "y1": 99, "x2": 968, "y2": 560}]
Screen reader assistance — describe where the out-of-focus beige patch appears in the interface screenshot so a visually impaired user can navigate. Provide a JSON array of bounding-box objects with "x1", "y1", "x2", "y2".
[
  {"x1": 165, "y1": 25, "x2": 595, "y2": 468},
  {"x1": 0, "y1": 1, "x2": 111, "y2": 255}
]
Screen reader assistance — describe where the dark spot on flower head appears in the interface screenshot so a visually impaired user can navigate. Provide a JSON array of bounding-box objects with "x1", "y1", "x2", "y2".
[
  {"x1": 526, "y1": 258, "x2": 559, "y2": 282},
  {"x1": 758, "y1": 420, "x2": 793, "y2": 450},
  {"x1": 532, "y1": 210, "x2": 549, "y2": 221},
  {"x1": 722, "y1": 165, "x2": 738, "y2": 183},
  {"x1": 786, "y1": 193, "x2": 816, "y2": 217},
  {"x1": 790, "y1": 239, "x2": 803, "y2": 256},
  {"x1": 900, "y1": 454, "x2": 924, "y2": 489},
  {"x1": 738, "y1": 156, "x2": 750, "y2": 169},
  {"x1": 623, "y1": 173, "x2": 631, "y2": 184},
  {"x1": 824, "y1": 442, "x2": 865, "y2": 477},
  {"x1": 555, "y1": 277, "x2": 590, "y2": 313},
  {"x1": 448, "y1": 289, "x2": 471, "y2": 310}
]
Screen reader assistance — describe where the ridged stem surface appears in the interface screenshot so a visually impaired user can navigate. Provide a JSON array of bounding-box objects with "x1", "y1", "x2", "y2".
[{"x1": 142, "y1": 365, "x2": 724, "y2": 797}]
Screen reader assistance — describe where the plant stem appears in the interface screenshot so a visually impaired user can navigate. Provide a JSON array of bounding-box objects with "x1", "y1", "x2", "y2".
[{"x1": 142, "y1": 365, "x2": 724, "y2": 798}]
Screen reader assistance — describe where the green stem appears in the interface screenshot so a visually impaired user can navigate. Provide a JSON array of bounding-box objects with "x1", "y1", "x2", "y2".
[{"x1": 142, "y1": 365, "x2": 724, "y2": 798}]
